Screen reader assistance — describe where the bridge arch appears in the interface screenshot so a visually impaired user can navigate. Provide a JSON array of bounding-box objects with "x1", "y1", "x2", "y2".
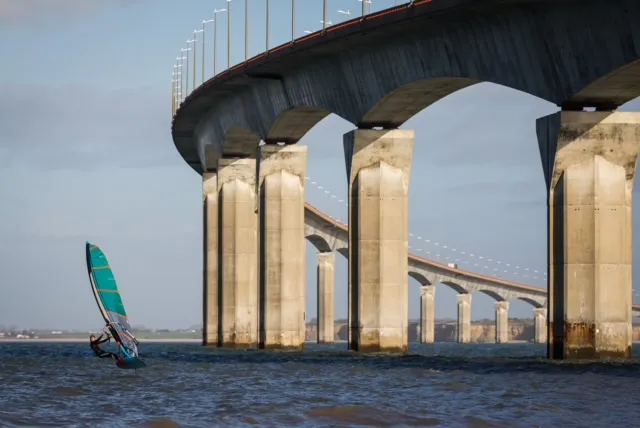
[
  {"x1": 439, "y1": 281, "x2": 467, "y2": 295},
  {"x1": 305, "y1": 233, "x2": 332, "y2": 253},
  {"x1": 267, "y1": 107, "x2": 333, "y2": 144},
  {"x1": 476, "y1": 289, "x2": 507, "y2": 302},
  {"x1": 336, "y1": 247, "x2": 348, "y2": 260},
  {"x1": 515, "y1": 296, "x2": 544, "y2": 309},
  {"x1": 565, "y1": 59, "x2": 640, "y2": 110},
  {"x1": 408, "y1": 271, "x2": 431, "y2": 286}
]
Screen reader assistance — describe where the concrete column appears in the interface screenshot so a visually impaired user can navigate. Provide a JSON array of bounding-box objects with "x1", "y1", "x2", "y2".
[
  {"x1": 317, "y1": 252, "x2": 335, "y2": 344},
  {"x1": 202, "y1": 172, "x2": 218, "y2": 346},
  {"x1": 533, "y1": 308, "x2": 547, "y2": 344},
  {"x1": 537, "y1": 111, "x2": 640, "y2": 359},
  {"x1": 420, "y1": 285, "x2": 436, "y2": 343},
  {"x1": 457, "y1": 293, "x2": 471, "y2": 343},
  {"x1": 257, "y1": 144, "x2": 308, "y2": 349},
  {"x1": 495, "y1": 301, "x2": 509, "y2": 344},
  {"x1": 343, "y1": 129, "x2": 415, "y2": 353},
  {"x1": 217, "y1": 157, "x2": 258, "y2": 348}
]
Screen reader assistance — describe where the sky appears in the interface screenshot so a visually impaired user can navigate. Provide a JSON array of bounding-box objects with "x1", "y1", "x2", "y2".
[{"x1": 0, "y1": 0, "x2": 639, "y2": 330}]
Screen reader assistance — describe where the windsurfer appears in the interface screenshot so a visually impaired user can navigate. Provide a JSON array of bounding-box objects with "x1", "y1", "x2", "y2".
[{"x1": 89, "y1": 332, "x2": 118, "y2": 361}]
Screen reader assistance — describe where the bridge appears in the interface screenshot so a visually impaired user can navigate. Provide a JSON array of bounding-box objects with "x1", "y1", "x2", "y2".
[{"x1": 171, "y1": 0, "x2": 640, "y2": 359}]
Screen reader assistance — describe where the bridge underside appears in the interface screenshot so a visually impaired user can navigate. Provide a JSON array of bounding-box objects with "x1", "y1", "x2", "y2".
[{"x1": 173, "y1": 0, "x2": 640, "y2": 360}]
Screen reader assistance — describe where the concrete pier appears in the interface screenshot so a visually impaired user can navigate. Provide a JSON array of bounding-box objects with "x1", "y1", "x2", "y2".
[
  {"x1": 217, "y1": 158, "x2": 258, "y2": 348},
  {"x1": 420, "y1": 285, "x2": 436, "y2": 343},
  {"x1": 343, "y1": 129, "x2": 415, "y2": 353},
  {"x1": 495, "y1": 301, "x2": 509, "y2": 344},
  {"x1": 202, "y1": 172, "x2": 218, "y2": 346},
  {"x1": 317, "y1": 252, "x2": 335, "y2": 344},
  {"x1": 537, "y1": 111, "x2": 640, "y2": 359},
  {"x1": 257, "y1": 144, "x2": 308, "y2": 349},
  {"x1": 533, "y1": 308, "x2": 547, "y2": 344},
  {"x1": 457, "y1": 293, "x2": 471, "y2": 343}
]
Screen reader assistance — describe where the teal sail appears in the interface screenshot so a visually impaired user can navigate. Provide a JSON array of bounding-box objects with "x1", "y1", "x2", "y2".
[{"x1": 85, "y1": 241, "x2": 145, "y2": 369}]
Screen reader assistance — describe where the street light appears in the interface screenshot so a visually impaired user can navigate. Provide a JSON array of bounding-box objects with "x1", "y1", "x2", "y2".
[
  {"x1": 202, "y1": 18, "x2": 214, "y2": 80},
  {"x1": 323, "y1": 0, "x2": 327, "y2": 32},
  {"x1": 266, "y1": 0, "x2": 270, "y2": 52},
  {"x1": 193, "y1": 29, "x2": 204, "y2": 87},
  {"x1": 212, "y1": 8, "x2": 227, "y2": 76},
  {"x1": 182, "y1": 46, "x2": 192, "y2": 94},
  {"x1": 227, "y1": 0, "x2": 232, "y2": 71},
  {"x1": 358, "y1": 0, "x2": 372, "y2": 16},
  {"x1": 292, "y1": 0, "x2": 295, "y2": 42},
  {"x1": 245, "y1": 0, "x2": 249, "y2": 61}
]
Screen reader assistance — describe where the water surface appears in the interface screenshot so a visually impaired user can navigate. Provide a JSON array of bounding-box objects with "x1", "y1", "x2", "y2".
[{"x1": 1, "y1": 342, "x2": 640, "y2": 427}]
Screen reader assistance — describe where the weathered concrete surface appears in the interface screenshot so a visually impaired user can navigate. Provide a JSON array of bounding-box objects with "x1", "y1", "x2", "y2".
[
  {"x1": 317, "y1": 252, "x2": 335, "y2": 344},
  {"x1": 537, "y1": 111, "x2": 640, "y2": 359},
  {"x1": 172, "y1": 0, "x2": 640, "y2": 173},
  {"x1": 457, "y1": 294, "x2": 472, "y2": 343},
  {"x1": 217, "y1": 158, "x2": 258, "y2": 348},
  {"x1": 202, "y1": 173, "x2": 218, "y2": 346},
  {"x1": 534, "y1": 308, "x2": 547, "y2": 344},
  {"x1": 258, "y1": 145, "x2": 308, "y2": 349},
  {"x1": 495, "y1": 301, "x2": 509, "y2": 343},
  {"x1": 344, "y1": 129, "x2": 414, "y2": 353},
  {"x1": 420, "y1": 285, "x2": 436, "y2": 344}
]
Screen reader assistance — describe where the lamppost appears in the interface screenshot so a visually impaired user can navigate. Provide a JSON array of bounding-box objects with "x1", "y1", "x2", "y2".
[
  {"x1": 182, "y1": 45, "x2": 192, "y2": 94},
  {"x1": 202, "y1": 18, "x2": 214, "y2": 80},
  {"x1": 227, "y1": 0, "x2": 232, "y2": 71},
  {"x1": 212, "y1": 8, "x2": 227, "y2": 76},
  {"x1": 245, "y1": 0, "x2": 249, "y2": 61},
  {"x1": 291, "y1": 0, "x2": 295, "y2": 42},
  {"x1": 193, "y1": 29, "x2": 204, "y2": 87}
]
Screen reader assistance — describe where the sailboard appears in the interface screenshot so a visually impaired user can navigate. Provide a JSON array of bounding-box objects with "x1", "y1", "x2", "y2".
[{"x1": 85, "y1": 241, "x2": 146, "y2": 369}]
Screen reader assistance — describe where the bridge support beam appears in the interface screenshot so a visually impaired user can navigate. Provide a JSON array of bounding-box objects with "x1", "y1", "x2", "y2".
[
  {"x1": 457, "y1": 294, "x2": 471, "y2": 343},
  {"x1": 420, "y1": 285, "x2": 436, "y2": 343},
  {"x1": 257, "y1": 144, "x2": 308, "y2": 350},
  {"x1": 202, "y1": 172, "x2": 219, "y2": 346},
  {"x1": 533, "y1": 308, "x2": 547, "y2": 344},
  {"x1": 217, "y1": 157, "x2": 259, "y2": 348},
  {"x1": 495, "y1": 301, "x2": 509, "y2": 344},
  {"x1": 537, "y1": 111, "x2": 640, "y2": 359},
  {"x1": 344, "y1": 129, "x2": 415, "y2": 353},
  {"x1": 317, "y1": 251, "x2": 335, "y2": 344}
]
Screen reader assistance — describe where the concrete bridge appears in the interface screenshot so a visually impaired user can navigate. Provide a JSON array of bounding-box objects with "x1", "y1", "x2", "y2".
[
  {"x1": 304, "y1": 202, "x2": 640, "y2": 344},
  {"x1": 172, "y1": 0, "x2": 640, "y2": 359}
]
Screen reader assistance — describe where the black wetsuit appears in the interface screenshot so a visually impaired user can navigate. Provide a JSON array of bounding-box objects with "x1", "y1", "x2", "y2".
[{"x1": 90, "y1": 333, "x2": 117, "y2": 361}]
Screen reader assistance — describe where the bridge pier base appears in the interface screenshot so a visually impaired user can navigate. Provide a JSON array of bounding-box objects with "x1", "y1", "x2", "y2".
[
  {"x1": 202, "y1": 172, "x2": 219, "y2": 346},
  {"x1": 457, "y1": 293, "x2": 471, "y2": 343},
  {"x1": 257, "y1": 145, "x2": 308, "y2": 350},
  {"x1": 343, "y1": 129, "x2": 414, "y2": 353},
  {"x1": 537, "y1": 111, "x2": 640, "y2": 359},
  {"x1": 217, "y1": 158, "x2": 259, "y2": 348},
  {"x1": 420, "y1": 285, "x2": 435, "y2": 343},
  {"x1": 317, "y1": 252, "x2": 335, "y2": 344},
  {"x1": 495, "y1": 301, "x2": 509, "y2": 343},
  {"x1": 533, "y1": 308, "x2": 547, "y2": 344}
]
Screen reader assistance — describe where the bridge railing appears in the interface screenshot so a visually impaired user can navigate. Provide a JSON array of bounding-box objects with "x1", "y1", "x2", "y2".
[{"x1": 171, "y1": 0, "x2": 425, "y2": 116}]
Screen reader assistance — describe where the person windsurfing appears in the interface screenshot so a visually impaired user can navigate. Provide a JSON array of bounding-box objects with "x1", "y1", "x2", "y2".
[{"x1": 89, "y1": 329, "x2": 118, "y2": 361}]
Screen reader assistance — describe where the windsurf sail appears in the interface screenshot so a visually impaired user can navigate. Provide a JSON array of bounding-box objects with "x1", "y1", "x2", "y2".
[{"x1": 85, "y1": 241, "x2": 140, "y2": 360}]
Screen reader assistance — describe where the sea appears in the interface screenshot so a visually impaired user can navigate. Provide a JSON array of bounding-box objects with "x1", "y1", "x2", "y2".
[{"x1": 1, "y1": 341, "x2": 640, "y2": 428}]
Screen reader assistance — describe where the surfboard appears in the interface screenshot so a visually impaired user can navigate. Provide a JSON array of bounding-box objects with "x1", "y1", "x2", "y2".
[{"x1": 85, "y1": 242, "x2": 147, "y2": 370}]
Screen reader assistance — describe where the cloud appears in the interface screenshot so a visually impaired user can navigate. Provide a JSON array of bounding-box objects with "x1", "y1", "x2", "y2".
[
  {"x1": 0, "y1": 0, "x2": 141, "y2": 25},
  {"x1": 0, "y1": 83, "x2": 181, "y2": 170}
]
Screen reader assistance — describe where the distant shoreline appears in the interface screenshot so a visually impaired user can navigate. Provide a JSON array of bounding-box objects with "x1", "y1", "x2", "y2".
[
  {"x1": 0, "y1": 338, "x2": 201, "y2": 343},
  {"x1": 2, "y1": 338, "x2": 640, "y2": 344}
]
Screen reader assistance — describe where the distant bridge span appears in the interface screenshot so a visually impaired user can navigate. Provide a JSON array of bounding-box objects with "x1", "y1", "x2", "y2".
[{"x1": 304, "y1": 202, "x2": 640, "y2": 316}]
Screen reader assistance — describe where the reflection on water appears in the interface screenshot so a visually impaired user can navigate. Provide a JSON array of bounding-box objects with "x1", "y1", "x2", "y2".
[{"x1": 1, "y1": 342, "x2": 640, "y2": 427}]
